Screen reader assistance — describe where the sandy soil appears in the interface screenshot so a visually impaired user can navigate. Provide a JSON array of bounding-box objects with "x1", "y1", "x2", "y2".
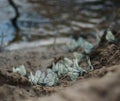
[{"x1": 0, "y1": 33, "x2": 120, "y2": 101}]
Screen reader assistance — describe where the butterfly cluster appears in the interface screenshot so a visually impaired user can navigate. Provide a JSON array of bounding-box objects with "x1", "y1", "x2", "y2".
[
  {"x1": 67, "y1": 37, "x2": 94, "y2": 54},
  {"x1": 12, "y1": 30, "x2": 115, "y2": 86},
  {"x1": 12, "y1": 52, "x2": 89, "y2": 86}
]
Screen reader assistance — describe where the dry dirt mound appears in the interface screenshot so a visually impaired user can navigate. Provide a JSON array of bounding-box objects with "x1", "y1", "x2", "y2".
[{"x1": 27, "y1": 65, "x2": 120, "y2": 101}]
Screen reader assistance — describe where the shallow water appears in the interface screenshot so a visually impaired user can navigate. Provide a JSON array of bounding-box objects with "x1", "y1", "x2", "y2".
[{"x1": 0, "y1": 0, "x2": 120, "y2": 47}]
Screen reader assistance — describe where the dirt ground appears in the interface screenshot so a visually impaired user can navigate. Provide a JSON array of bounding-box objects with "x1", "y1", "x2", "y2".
[{"x1": 0, "y1": 32, "x2": 120, "y2": 101}]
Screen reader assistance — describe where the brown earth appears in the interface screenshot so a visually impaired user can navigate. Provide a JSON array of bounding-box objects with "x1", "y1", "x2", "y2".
[
  {"x1": 0, "y1": 36, "x2": 120, "y2": 101},
  {"x1": 25, "y1": 65, "x2": 120, "y2": 101}
]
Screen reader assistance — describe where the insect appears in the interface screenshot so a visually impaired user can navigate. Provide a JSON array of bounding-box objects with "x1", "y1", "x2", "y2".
[
  {"x1": 106, "y1": 30, "x2": 115, "y2": 42},
  {"x1": 13, "y1": 65, "x2": 26, "y2": 76}
]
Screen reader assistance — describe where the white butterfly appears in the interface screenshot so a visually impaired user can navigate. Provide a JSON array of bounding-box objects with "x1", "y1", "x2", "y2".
[{"x1": 13, "y1": 65, "x2": 26, "y2": 76}]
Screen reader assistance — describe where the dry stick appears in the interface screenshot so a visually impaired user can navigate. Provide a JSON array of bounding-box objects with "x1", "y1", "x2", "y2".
[
  {"x1": 9, "y1": 0, "x2": 19, "y2": 31},
  {"x1": 53, "y1": 35, "x2": 57, "y2": 51},
  {"x1": 47, "y1": 56, "x2": 63, "y2": 69},
  {"x1": 0, "y1": 32, "x2": 4, "y2": 52},
  {"x1": 1, "y1": 33, "x2": 3, "y2": 46},
  {"x1": 107, "y1": 50, "x2": 119, "y2": 64}
]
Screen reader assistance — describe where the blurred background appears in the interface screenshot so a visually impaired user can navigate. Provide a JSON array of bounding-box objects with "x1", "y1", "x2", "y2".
[{"x1": 0, "y1": 0, "x2": 120, "y2": 49}]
